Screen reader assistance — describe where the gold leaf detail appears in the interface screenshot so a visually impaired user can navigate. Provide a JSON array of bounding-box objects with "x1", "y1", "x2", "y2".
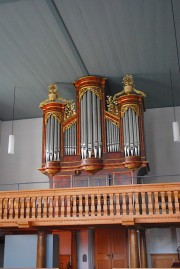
[
  {"x1": 79, "y1": 86, "x2": 102, "y2": 100},
  {"x1": 106, "y1": 95, "x2": 119, "y2": 116},
  {"x1": 45, "y1": 111, "x2": 62, "y2": 125},
  {"x1": 64, "y1": 100, "x2": 76, "y2": 120},
  {"x1": 121, "y1": 104, "x2": 139, "y2": 118},
  {"x1": 63, "y1": 118, "x2": 77, "y2": 132}
]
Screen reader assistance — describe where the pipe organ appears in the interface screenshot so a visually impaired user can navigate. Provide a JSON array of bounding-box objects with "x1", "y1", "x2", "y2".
[{"x1": 39, "y1": 75, "x2": 148, "y2": 178}]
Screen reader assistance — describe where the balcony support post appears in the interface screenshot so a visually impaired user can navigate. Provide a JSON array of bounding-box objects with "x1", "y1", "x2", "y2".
[
  {"x1": 140, "y1": 229, "x2": 147, "y2": 268},
  {"x1": 36, "y1": 231, "x2": 46, "y2": 268},
  {"x1": 71, "y1": 231, "x2": 77, "y2": 269},
  {"x1": 128, "y1": 229, "x2": 140, "y2": 268}
]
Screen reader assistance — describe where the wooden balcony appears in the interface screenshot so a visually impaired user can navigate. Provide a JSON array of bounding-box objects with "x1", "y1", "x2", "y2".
[{"x1": 0, "y1": 182, "x2": 179, "y2": 229}]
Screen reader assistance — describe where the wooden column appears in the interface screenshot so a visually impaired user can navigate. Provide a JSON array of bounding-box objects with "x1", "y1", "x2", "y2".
[
  {"x1": 36, "y1": 231, "x2": 46, "y2": 268},
  {"x1": 140, "y1": 230, "x2": 147, "y2": 268},
  {"x1": 71, "y1": 231, "x2": 77, "y2": 269},
  {"x1": 128, "y1": 229, "x2": 140, "y2": 268}
]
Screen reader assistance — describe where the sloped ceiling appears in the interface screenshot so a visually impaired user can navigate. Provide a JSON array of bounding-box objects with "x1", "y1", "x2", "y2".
[{"x1": 0, "y1": 0, "x2": 180, "y2": 120}]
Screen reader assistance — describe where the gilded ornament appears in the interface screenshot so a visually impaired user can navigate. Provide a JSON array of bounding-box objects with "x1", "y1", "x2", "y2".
[
  {"x1": 105, "y1": 114, "x2": 119, "y2": 127},
  {"x1": 121, "y1": 104, "x2": 139, "y2": 118},
  {"x1": 113, "y1": 74, "x2": 146, "y2": 100},
  {"x1": 39, "y1": 83, "x2": 68, "y2": 108},
  {"x1": 64, "y1": 100, "x2": 76, "y2": 120},
  {"x1": 79, "y1": 86, "x2": 102, "y2": 100},
  {"x1": 63, "y1": 118, "x2": 77, "y2": 132},
  {"x1": 45, "y1": 111, "x2": 62, "y2": 125},
  {"x1": 106, "y1": 95, "x2": 119, "y2": 116}
]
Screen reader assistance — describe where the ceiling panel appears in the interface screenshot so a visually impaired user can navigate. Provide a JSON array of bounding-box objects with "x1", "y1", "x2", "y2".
[{"x1": 0, "y1": 0, "x2": 180, "y2": 120}]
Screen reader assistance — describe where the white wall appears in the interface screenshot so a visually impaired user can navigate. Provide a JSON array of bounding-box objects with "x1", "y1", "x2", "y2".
[
  {"x1": 77, "y1": 230, "x2": 89, "y2": 269},
  {"x1": 146, "y1": 228, "x2": 178, "y2": 267},
  {"x1": 0, "y1": 118, "x2": 48, "y2": 190},
  {"x1": 4, "y1": 235, "x2": 37, "y2": 268},
  {"x1": 144, "y1": 106, "x2": 180, "y2": 183}
]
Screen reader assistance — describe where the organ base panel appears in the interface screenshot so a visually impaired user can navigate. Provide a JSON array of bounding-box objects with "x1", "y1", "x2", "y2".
[{"x1": 39, "y1": 75, "x2": 149, "y2": 184}]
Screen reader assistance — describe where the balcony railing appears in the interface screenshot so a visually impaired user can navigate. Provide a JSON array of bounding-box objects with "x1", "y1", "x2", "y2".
[{"x1": 0, "y1": 183, "x2": 179, "y2": 228}]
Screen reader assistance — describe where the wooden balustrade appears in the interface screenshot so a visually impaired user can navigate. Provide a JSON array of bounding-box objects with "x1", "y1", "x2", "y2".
[{"x1": 0, "y1": 183, "x2": 179, "y2": 228}]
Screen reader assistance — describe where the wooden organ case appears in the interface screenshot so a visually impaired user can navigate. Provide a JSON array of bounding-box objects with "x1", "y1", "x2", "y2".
[{"x1": 39, "y1": 75, "x2": 149, "y2": 187}]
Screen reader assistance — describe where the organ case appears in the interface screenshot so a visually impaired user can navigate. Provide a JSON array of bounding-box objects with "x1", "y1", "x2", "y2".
[{"x1": 39, "y1": 75, "x2": 149, "y2": 181}]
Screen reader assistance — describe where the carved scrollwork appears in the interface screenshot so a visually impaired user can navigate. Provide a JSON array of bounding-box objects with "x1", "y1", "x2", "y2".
[
  {"x1": 79, "y1": 86, "x2": 102, "y2": 100},
  {"x1": 106, "y1": 95, "x2": 119, "y2": 116},
  {"x1": 121, "y1": 104, "x2": 139, "y2": 118},
  {"x1": 63, "y1": 118, "x2": 77, "y2": 132},
  {"x1": 45, "y1": 111, "x2": 62, "y2": 125},
  {"x1": 64, "y1": 100, "x2": 76, "y2": 120}
]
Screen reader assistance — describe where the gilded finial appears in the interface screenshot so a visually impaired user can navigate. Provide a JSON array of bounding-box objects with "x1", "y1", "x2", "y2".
[
  {"x1": 39, "y1": 83, "x2": 76, "y2": 121},
  {"x1": 39, "y1": 83, "x2": 68, "y2": 108},
  {"x1": 113, "y1": 74, "x2": 146, "y2": 99}
]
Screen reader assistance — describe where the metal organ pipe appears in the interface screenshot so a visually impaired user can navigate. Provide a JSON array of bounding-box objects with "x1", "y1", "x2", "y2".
[
  {"x1": 92, "y1": 93, "x2": 98, "y2": 158},
  {"x1": 87, "y1": 90, "x2": 92, "y2": 158},
  {"x1": 128, "y1": 108, "x2": 134, "y2": 156},
  {"x1": 57, "y1": 122, "x2": 60, "y2": 160},
  {"x1": 53, "y1": 118, "x2": 57, "y2": 160},
  {"x1": 46, "y1": 119, "x2": 50, "y2": 162},
  {"x1": 97, "y1": 96, "x2": 102, "y2": 158},
  {"x1": 45, "y1": 116, "x2": 61, "y2": 162},
  {"x1": 83, "y1": 93, "x2": 87, "y2": 159},
  {"x1": 106, "y1": 119, "x2": 120, "y2": 153},
  {"x1": 64, "y1": 123, "x2": 77, "y2": 156},
  {"x1": 80, "y1": 91, "x2": 102, "y2": 159},
  {"x1": 123, "y1": 108, "x2": 140, "y2": 157}
]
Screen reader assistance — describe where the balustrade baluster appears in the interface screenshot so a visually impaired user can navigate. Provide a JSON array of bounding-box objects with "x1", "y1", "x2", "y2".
[
  {"x1": 0, "y1": 198, "x2": 3, "y2": 219},
  {"x1": 96, "y1": 194, "x2": 101, "y2": 216},
  {"x1": 3, "y1": 199, "x2": 7, "y2": 219},
  {"x1": 14, "y1": 198, "x2": 20, "y2": 218},
  {"x1": 121, "y1": 193, "x2": 126, "y2": 215},
  {"x1": 91, "y1": 195, "x2": 95, "y2": 216},
  {"x1": 20, "y1": 198, "x2": 25, "y2": 219},
  {"x1": 79, "y1": 195, "x2": 83, "y2": 216},
  {"x1": 109, "y1": 194, "x2": 114, "y2": 215},
  {"x1": 48, "y1": 197, "x2": 54, "y2": 217},
  {"x1": 115, "y1": 194, "x2": 120, "y2": 215},
  {"x1": 154, "y1": 192, "x2": 159, "y2": 214},
  {"x1": 31, "y1": 197, "x2": 36, "y2": 218},
  {"x1": 26, "y1": 198, "x2": 30, "y2": 218},
  {"x1": 84, "y1": 195, "x2": 88, "y2": 217},
  {"x1": 88, "y1": 195, "x2": 91, "y2": 216},
  {"x1": 141, "y1": 193, "x2": 146, "y2": 215},
  {"x1": 161, "y1": 191, "x2": 166, "y2": 214},
  {"x1": 129, "y1": 193, "x2": 133, "y2": 216},
  {"x1": 103, "y1": 194, "x2": 107, "y2": 216},
  {"x1": 8, "y1": 198, "x2": 14, "y2": 219},
  {"x1": 54, "y1": 196, "x2": 59, "y2": 218},
  {"x1": 66, "y1": 195, "x2": 70, "y2": 217},
  {"x1": 134, "y1": 192, "x2": 139, "y2": 215},
  {"x1": 147, "y1": 192, "x2": 153, "y2": 215},
  {"x1": 72, "y1": 195, "x2": 76, "y2": 217},
  {"x1": 167, "y1": 191, "x2": 173, "y2": 214},
  {"x1": 43, "y1": 197, "x2": 47, "y2": 218},
  {"x1": 174, "y1": 191, "x2": 179, "y2": 214},
  {"x1": 61, "y1": 196, "x2": 65, "y2": 218},
  {"x1": 101, "y1": 195, "x2": 104, "y2": 216},
  {"x1": 36, "y1": 197, "x2": 42, "y2": 218}
]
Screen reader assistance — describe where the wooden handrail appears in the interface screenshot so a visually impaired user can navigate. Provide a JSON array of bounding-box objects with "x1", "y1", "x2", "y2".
[{"x1": 0, "y1": 182, "x2": 179, "y2": 228}]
